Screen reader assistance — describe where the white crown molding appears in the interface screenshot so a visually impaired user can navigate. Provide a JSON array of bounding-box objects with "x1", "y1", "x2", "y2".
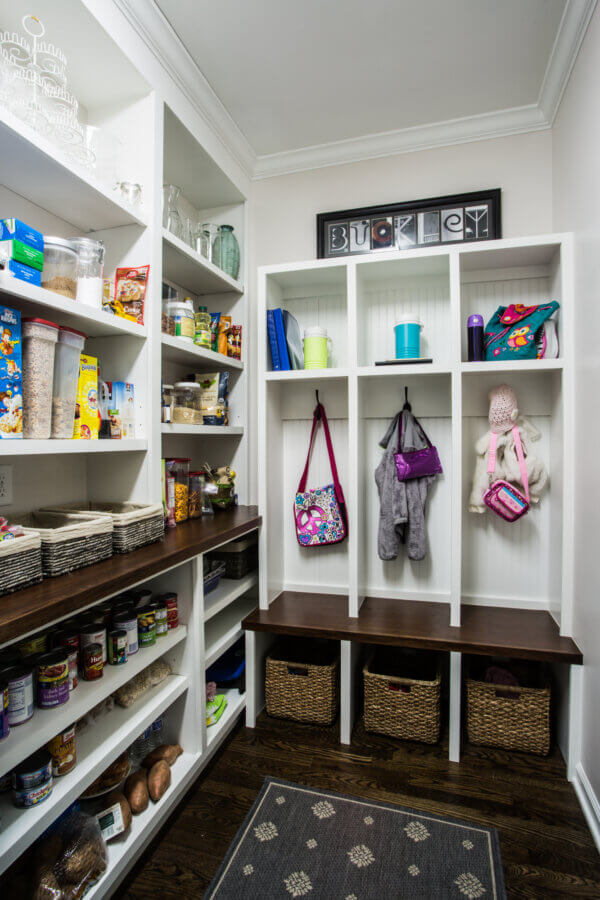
[
  {"x1": 116, "y1": 0, "x2": 596, "y2": 181},
  {"x1": 113, "y1": 0, "x2": 256, "y2": 179},
  {"x1": 252, "y1": 105, "x2": 549, "y2": 180},
  {"x1": 538, "y1": 0, "x2": 597, "y2": 124}
]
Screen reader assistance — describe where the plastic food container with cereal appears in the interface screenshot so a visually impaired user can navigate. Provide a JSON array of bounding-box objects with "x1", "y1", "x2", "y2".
[
  {"x1": 22, "y1": 318, "x2": 59, "y2": 439},
  {"x1": 51, "y1": 327, "x2": 86, "y2": 438},
  {"x1": 41, "y1": 237, "x2": 78, "y2": 300},
  {"x1": 172, "y1": 381, "x2": 201, "y2": 425},
  {"x1": 165, "y1": 458, "x2": 190, "y2": 523}
]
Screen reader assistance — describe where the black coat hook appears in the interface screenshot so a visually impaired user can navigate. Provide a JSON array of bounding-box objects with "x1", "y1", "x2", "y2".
[
  {"x1": 402, "y1": 386, "x2": 412, "y2": 412},
  {"x1": 315, "y1": 389, "x2": 321, "y2": 419}
]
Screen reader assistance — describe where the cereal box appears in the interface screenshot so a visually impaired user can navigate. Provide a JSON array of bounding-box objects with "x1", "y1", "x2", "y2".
[
  {"x1": 73, "y1": 354, "x2": 99, "y2": 439},
  {"x1": 0, "y1": 305, "x2": 22, "y2": 439}
]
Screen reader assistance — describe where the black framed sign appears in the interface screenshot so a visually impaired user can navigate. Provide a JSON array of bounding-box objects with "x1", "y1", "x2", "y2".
[{"x1": 316, "y1": 189, "x2": 501, "y2": 259}]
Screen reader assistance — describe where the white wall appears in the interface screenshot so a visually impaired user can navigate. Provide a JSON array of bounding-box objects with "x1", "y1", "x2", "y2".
[{"x1": 552, "y1": 1, "x2": 600, "y2": 842}]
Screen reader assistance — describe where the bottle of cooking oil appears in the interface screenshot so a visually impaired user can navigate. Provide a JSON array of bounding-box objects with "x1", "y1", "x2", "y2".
[{"x1": 194, "y1": 304, "x2": 211, "y2": 349}]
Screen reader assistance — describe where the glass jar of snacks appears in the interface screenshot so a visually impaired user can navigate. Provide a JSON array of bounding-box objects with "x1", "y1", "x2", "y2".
[
  {"x1": 172, "y1": 382, "x2": 201, "y2": 425},
  {"x1": 189, "y1": 471, "x2": 204, "y2": 519},
  {"x1": 161, "y1": 283, "x2": 176, "y2": 335},
  {"x1": 165, "y1": 457, "x2": 190, "y2": 523},
  {"x1": 41, "y1": 237, "x2": 78, "y2": 300}
]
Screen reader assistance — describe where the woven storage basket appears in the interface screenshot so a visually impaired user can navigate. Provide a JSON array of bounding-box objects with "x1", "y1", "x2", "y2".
[
  {"x1": 0, "y1": 531, "x2": 43, "y2": 596},
  {"x1": 364, "y1": 650, "x2": 441, "y2": 744},
  {"x1": 466, "y1": 663, "x2": 551, "y2": 755},
  {"x1": 266, "y1": 641, "x2": 339, "y2": 725},
  {"x1": 207, "y1": 533, "x2": 258, "y2": 579},
  {"x1": 44, "y1": 502, "x2": 164, "y2": 553},
  {"x1": 20, "y1": 511, "x2": 113, "y2": 577}
]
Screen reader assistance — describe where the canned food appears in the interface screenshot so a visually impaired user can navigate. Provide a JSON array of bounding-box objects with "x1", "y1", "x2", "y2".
[
  {"x1": 0, "y1": 664, "x2": 34, "y2": 725},
  {"x1": 132, "y1": 588, "x2": 153, "y2": 609},
  {"x1": 160, "y1": 592, "x2": 179, "y2": 629},
  {"x1": 111, "y1": 600, "x2": 135, "y2": 619},
  {"x1": 113, "y1": 611, "x2": 138, "y2": 656},
  {"x1": 13, "y1": 777, "x2": 53, "y2": 809},
  {"x1": 47, "y1": 725, "x2": 76, "y2": 776},
  {"x1": 82, "y1": 643, "x2": 103, "y2": 681},
  {"x1": 36, "y1": 650, "x2": 70, "y2": 709},
  {"x1": 80, "y1": 623, "x2": 107, "y2": 665},
  {"x1": 52, "y1": 630, "x2": 79, "y2": 691},
  {"x1": 94, "y1": 604, "x2": 113, "y2": 627},
  {"x1": 19, "y1": 633, "x2": 47, "y2": 658},
  {"x1": 0, "y1": 772, "x2": 11, "y2": 792},
  {"x1": 0, "y1": 681, "x2": 9, "y2": 741},
  {"x1": 137, "y1": 607, "x2": 156, "y2": 648},
  {"x1": 149, "y1": 599, "x2": 168, "y2": 637},
  {"x1": 13, "y1": 749, "x2": 52, "y2": 790},
  {"x1": 108, "y1": 629, "x2": 127, "y2": 665}
]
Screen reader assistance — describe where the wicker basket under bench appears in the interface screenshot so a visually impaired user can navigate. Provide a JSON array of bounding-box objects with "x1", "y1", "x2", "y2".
[
  {"x1": 364, "y1": 648, "x2": 441, "y2": 744},
  {"x1": 465, "y1": 658, "x2": 551, "y2": 755},
  {"x1": 20, "y1": 511, "x2": 113, "y2": 577},
  {"x1": 44, "y1": 502, "x2": 164, "y2": 553},
  {"x1": 266, "y1": 640, "x2": 339, "y2": 725}
]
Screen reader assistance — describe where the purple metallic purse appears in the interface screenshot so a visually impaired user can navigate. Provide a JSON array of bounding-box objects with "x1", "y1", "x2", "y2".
[{"x1": 394, "y1": 414, "x2": 443, "y2": 481}]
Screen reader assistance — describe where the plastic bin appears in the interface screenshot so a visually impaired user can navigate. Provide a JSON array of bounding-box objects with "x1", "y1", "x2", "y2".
[
  {"x1": 51, "y1": 327, "x2": 86, "y2": 439},
  {"x1": 22, "y1": 318, "x2": 59, "y2": 439},
  {"x1": 207, "y1": 533, "x2": 258, "y2": 579}
]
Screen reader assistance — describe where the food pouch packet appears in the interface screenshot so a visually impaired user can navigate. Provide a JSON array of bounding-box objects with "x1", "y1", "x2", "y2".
[
  {"x1": 218, "y1": 315, "x2": 231, "y2": 355},
  {"x1": 210, "y1": 313, "x2": 220, "y2": 353},
  {"x1": 227, "y1": 325, "x2": 242, "y2": 360},
  {"x1": 114, "y1": 266, "x2": 149, "y2": 325},
  {"x1": 195, "y1": 371, "x2": 229, "y2": 425}
]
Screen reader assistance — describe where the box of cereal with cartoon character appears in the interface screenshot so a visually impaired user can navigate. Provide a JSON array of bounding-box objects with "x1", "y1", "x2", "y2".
[{"x1": 0, "y1": 305, "x2": 22, "y2": 439}]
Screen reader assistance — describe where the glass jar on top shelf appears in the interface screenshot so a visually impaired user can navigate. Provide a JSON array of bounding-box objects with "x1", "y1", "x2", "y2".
[
  {"x1": 213, "y1": 225, "x2": 240, "y2": 280},
  {"x1": 163, "y1": 184, "x2": 183, "y2": 239},
  {"x1": 200, "y1": 223, "x2": 219, "y2": 265}
]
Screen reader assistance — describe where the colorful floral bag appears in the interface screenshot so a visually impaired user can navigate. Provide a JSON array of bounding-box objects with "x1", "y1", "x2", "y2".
[
  {"x1": 483, "y1": 427, "x2": 530, "y2": 522},
  {"x1": 295, "y1": 402, "x2": 348, "y2": 547},
  {"x1": 484, "y1": 302, "x2": 559, "y2": 361}
]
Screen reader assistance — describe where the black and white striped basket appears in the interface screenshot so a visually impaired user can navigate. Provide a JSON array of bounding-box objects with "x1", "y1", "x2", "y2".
[
  {"x1": 0, "y1": 531, "x2": 43, "y2": 596},
  {"x1": 20, "y1": 511, "x2": 113, "y2": 577},
  {"x1": 44, "y1": 502, "x2": 164, "y2": 553}
]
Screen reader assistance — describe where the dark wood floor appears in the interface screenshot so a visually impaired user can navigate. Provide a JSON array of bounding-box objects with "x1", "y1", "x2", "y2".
[{"x1": 119, "y1": 714, "x2": 600, "y2": 899}]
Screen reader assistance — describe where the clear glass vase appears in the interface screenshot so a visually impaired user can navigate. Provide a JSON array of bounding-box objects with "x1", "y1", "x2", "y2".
[
  {"x1": 213, "y1": 224, "x2": 240, "y2": 280},
  {"x1": 163, "y1": 184, "x2": 183, "y2": 239}
]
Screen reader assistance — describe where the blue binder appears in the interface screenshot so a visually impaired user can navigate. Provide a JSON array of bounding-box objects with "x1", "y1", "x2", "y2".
[
  {"x1": 266, "y1": 309, "x2": 281, "y2": 370},
  {"x1": 273, "y1": 308, "x2": 291, "y2": 370}
]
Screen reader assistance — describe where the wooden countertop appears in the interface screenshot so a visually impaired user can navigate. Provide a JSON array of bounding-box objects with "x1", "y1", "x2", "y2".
[
  {"x1": 0, "y1": 506, "x2": 261, "y2": 646},
  {"x1": 243, "y1": 592, "x2": 582, "y2": 664}
]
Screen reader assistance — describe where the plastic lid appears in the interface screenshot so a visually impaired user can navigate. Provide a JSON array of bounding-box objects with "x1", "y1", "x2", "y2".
[
  {"x1": 395, "y1": 315, "x2": 423, "y2": 328},
  {"x1": 189, "y1": 471, "x2": 205, "y2": 476},
  {"x1": 304, "y1": 326, "x2": 327, "y2": 338},
  {"x1": 59, "y1": 326, "x2": 87, "y2": 339},
  {"x1": 162, "y1": 384, "x2": 174, "y2": 390},
  {"x1": 468, "y1": 314, "x2": 484, "y2": 327},
  {"x1": 43, "y1": 236, "x2": 78, "y2": 251},
  {"x1": 174, "y1": 381, "x2": 201, "y2": 389},
  {"x1": 198, "y1": 306, "x2": 208, "y2": 312},
  {"x1": 23, "y1": 317, "x2": 59, "y2": 330}
]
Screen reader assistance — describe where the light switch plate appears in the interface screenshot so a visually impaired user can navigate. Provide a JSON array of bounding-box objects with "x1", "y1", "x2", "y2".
[{"x1": 0, "y1": 465, "x2": 13, "y2": 505}]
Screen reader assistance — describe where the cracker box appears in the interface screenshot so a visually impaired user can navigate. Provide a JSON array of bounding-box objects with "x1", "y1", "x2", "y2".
[
  {"x1": 107, "y1": 381, "x2": 135, "y2": 437},
  {"x1": 73, "y1": 354, "x2": 99, "y2": 439},
  {"x1": 0, "y1": 218, "x2": 44, "y2": 252},
  {"x1": 0, "y1": 305, "x2": 22, "y2": 439}
]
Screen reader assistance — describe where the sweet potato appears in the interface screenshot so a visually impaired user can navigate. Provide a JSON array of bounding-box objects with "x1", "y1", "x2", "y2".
[
  {"x1": 141, "y1": 744, "x2": 183, "y2": 769},
  {"x1": 147, "y1": 760, "x2": 171, "y2": 802},
  {"x1": 104, "y1": 791, "x2": 132, "y2": 835},
  {"x1": 124, "y1": 769, "x2": 149, "y2": 814}
]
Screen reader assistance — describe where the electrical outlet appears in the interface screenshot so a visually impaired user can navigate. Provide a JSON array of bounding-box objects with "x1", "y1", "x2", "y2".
[{"x1": 0, "y1": 465, "x2": 13, "y2": 505}]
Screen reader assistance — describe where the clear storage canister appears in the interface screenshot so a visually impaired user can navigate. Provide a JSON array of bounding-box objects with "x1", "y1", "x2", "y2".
[
  {"x1": 41, "y1": 237, "x2": 78, "y2": 300},
  {"x1": 189, "y1": 471, "x2": 204, "y2": 519},
  {"x1": 172, "y1": 381, "x2": 201, "y2": 425},
  {"x1": 51, "y1": 327, "x2": 86, "y2": 438},
  {"x1": 165, "y1": 457, "x2": 190, "y2": 523},
  {"x1": 22, "y1": 318, "x2": 59, "y2": 439},
  {"x1": 72, "y1": 237, "x2": 105, "y2": 308}
]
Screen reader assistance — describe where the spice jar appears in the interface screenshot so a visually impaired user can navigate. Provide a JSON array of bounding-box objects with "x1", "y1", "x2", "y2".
[
  {"x1": 51, "y1": 327, "x2": 86, "y2": 439},
  {"x1": 162, "y1": 384, "x2": 174, "y2": 424},
  {"x1": 165, "y1": 457, "x2": 190, "y2": 523},
  {"x1": 172, "y1": 382, "x2": 201, "y2": 425},
  {"x1": 161, "y1": 283, "x2": 177, "y2": 335},
  {"x1": 22, "y1": 318, "x2": 59, "y2": 439},
  {"x1": 41, "y1": 237, "x2": 78, "y2": 300},
  {"x1": 189, "y1": 471, "x2": 204, "y2": 519},
  {"x1": 71, "y1": 237, "x2": 105, "y2": 308}
]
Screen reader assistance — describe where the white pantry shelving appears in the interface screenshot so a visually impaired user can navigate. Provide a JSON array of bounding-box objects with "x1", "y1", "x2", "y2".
[
  {"x1": 0, "y1": 439, "x2": 148, "y2": 457},
  {"x1": 162, "y1": 229, "x2": 243, "y2": 295},
  {"x1": 161, "y1": 424, "x2": 244, "y2": 437},
  {"x1": 161, "y1": 333, "x2": 243, "y2": 370},
  {"x1": 207, "y1": 688, "x2": 245, "y2": 747},
  {"x1": 204, "y1": 573, "x2": 259, "y2": 622}
]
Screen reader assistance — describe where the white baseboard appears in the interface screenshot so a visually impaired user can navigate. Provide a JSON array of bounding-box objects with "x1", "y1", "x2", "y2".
[{"x1": 573, "y1": 763, "x2": 600, "y2": 853}]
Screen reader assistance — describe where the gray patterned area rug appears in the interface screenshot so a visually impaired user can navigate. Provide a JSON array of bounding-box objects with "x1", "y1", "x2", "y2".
[{"x1": 205, "y1": 777, "x2": 506, "y2": 899}]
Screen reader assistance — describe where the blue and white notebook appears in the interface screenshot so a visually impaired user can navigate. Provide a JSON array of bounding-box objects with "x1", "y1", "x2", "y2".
[
  {"x1": 273, "y1": 308, "x2": 291, "y2": 370},
  {"x1": 282, "y1": 310, "x2": 304, "y2": 370},
  {"x1": 266, "y1": 309, "x2": 281, "y2": 370}
]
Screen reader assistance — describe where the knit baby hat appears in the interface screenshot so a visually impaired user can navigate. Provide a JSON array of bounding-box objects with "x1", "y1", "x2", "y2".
[{"x1": 488, "y1": 384, "x2": 519, "y2": 433}]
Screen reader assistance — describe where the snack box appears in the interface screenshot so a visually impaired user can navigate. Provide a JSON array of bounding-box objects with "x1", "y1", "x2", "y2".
[
  {"x1": 73, "y1": 354, "x2": 99, "y2": 440},
  {"x1": 0, "y1": 239, "x2": 44, "y2": 271},
  {"x1": 0, "y1": 305, "x2": 23, "y2": 439},
  {"x1": 107, "y1": 381, "x2": 135, "y2": 438},
  {"x1": 0, "y1": 219, "x2": 44, "y2": 252},
  {"x1": 1, "y1": 259, "x2": 42, "y2": 287}
]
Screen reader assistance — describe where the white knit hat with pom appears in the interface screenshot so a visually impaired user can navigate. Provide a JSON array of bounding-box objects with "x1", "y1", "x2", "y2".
[{"x1": 488, "y1": 384, "x2": 519, "y2": 434}]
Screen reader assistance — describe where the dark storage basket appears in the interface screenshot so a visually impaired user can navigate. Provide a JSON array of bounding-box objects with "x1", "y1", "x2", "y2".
[
  {"x1": 466, "y1": 660, "x2": 551, "y2": 755},
  {"x1": 207, "y1": 533, "x2": 258, "y2": 579},
  {"x1": 44, "y1": 502, "x2": 164, "y2": 554},
  {"x1": 364, "y1": 649, "x2": 441, "y2": 744},
  {"x1": 266, "y1": 640, "x2": 339, "y2": 725},
  {"x1": 21, "y1": 511, "x2": 113, "y2": 577},
  {"x1": 0, "y1": 532, "x2": 43, "y2": 596}
]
